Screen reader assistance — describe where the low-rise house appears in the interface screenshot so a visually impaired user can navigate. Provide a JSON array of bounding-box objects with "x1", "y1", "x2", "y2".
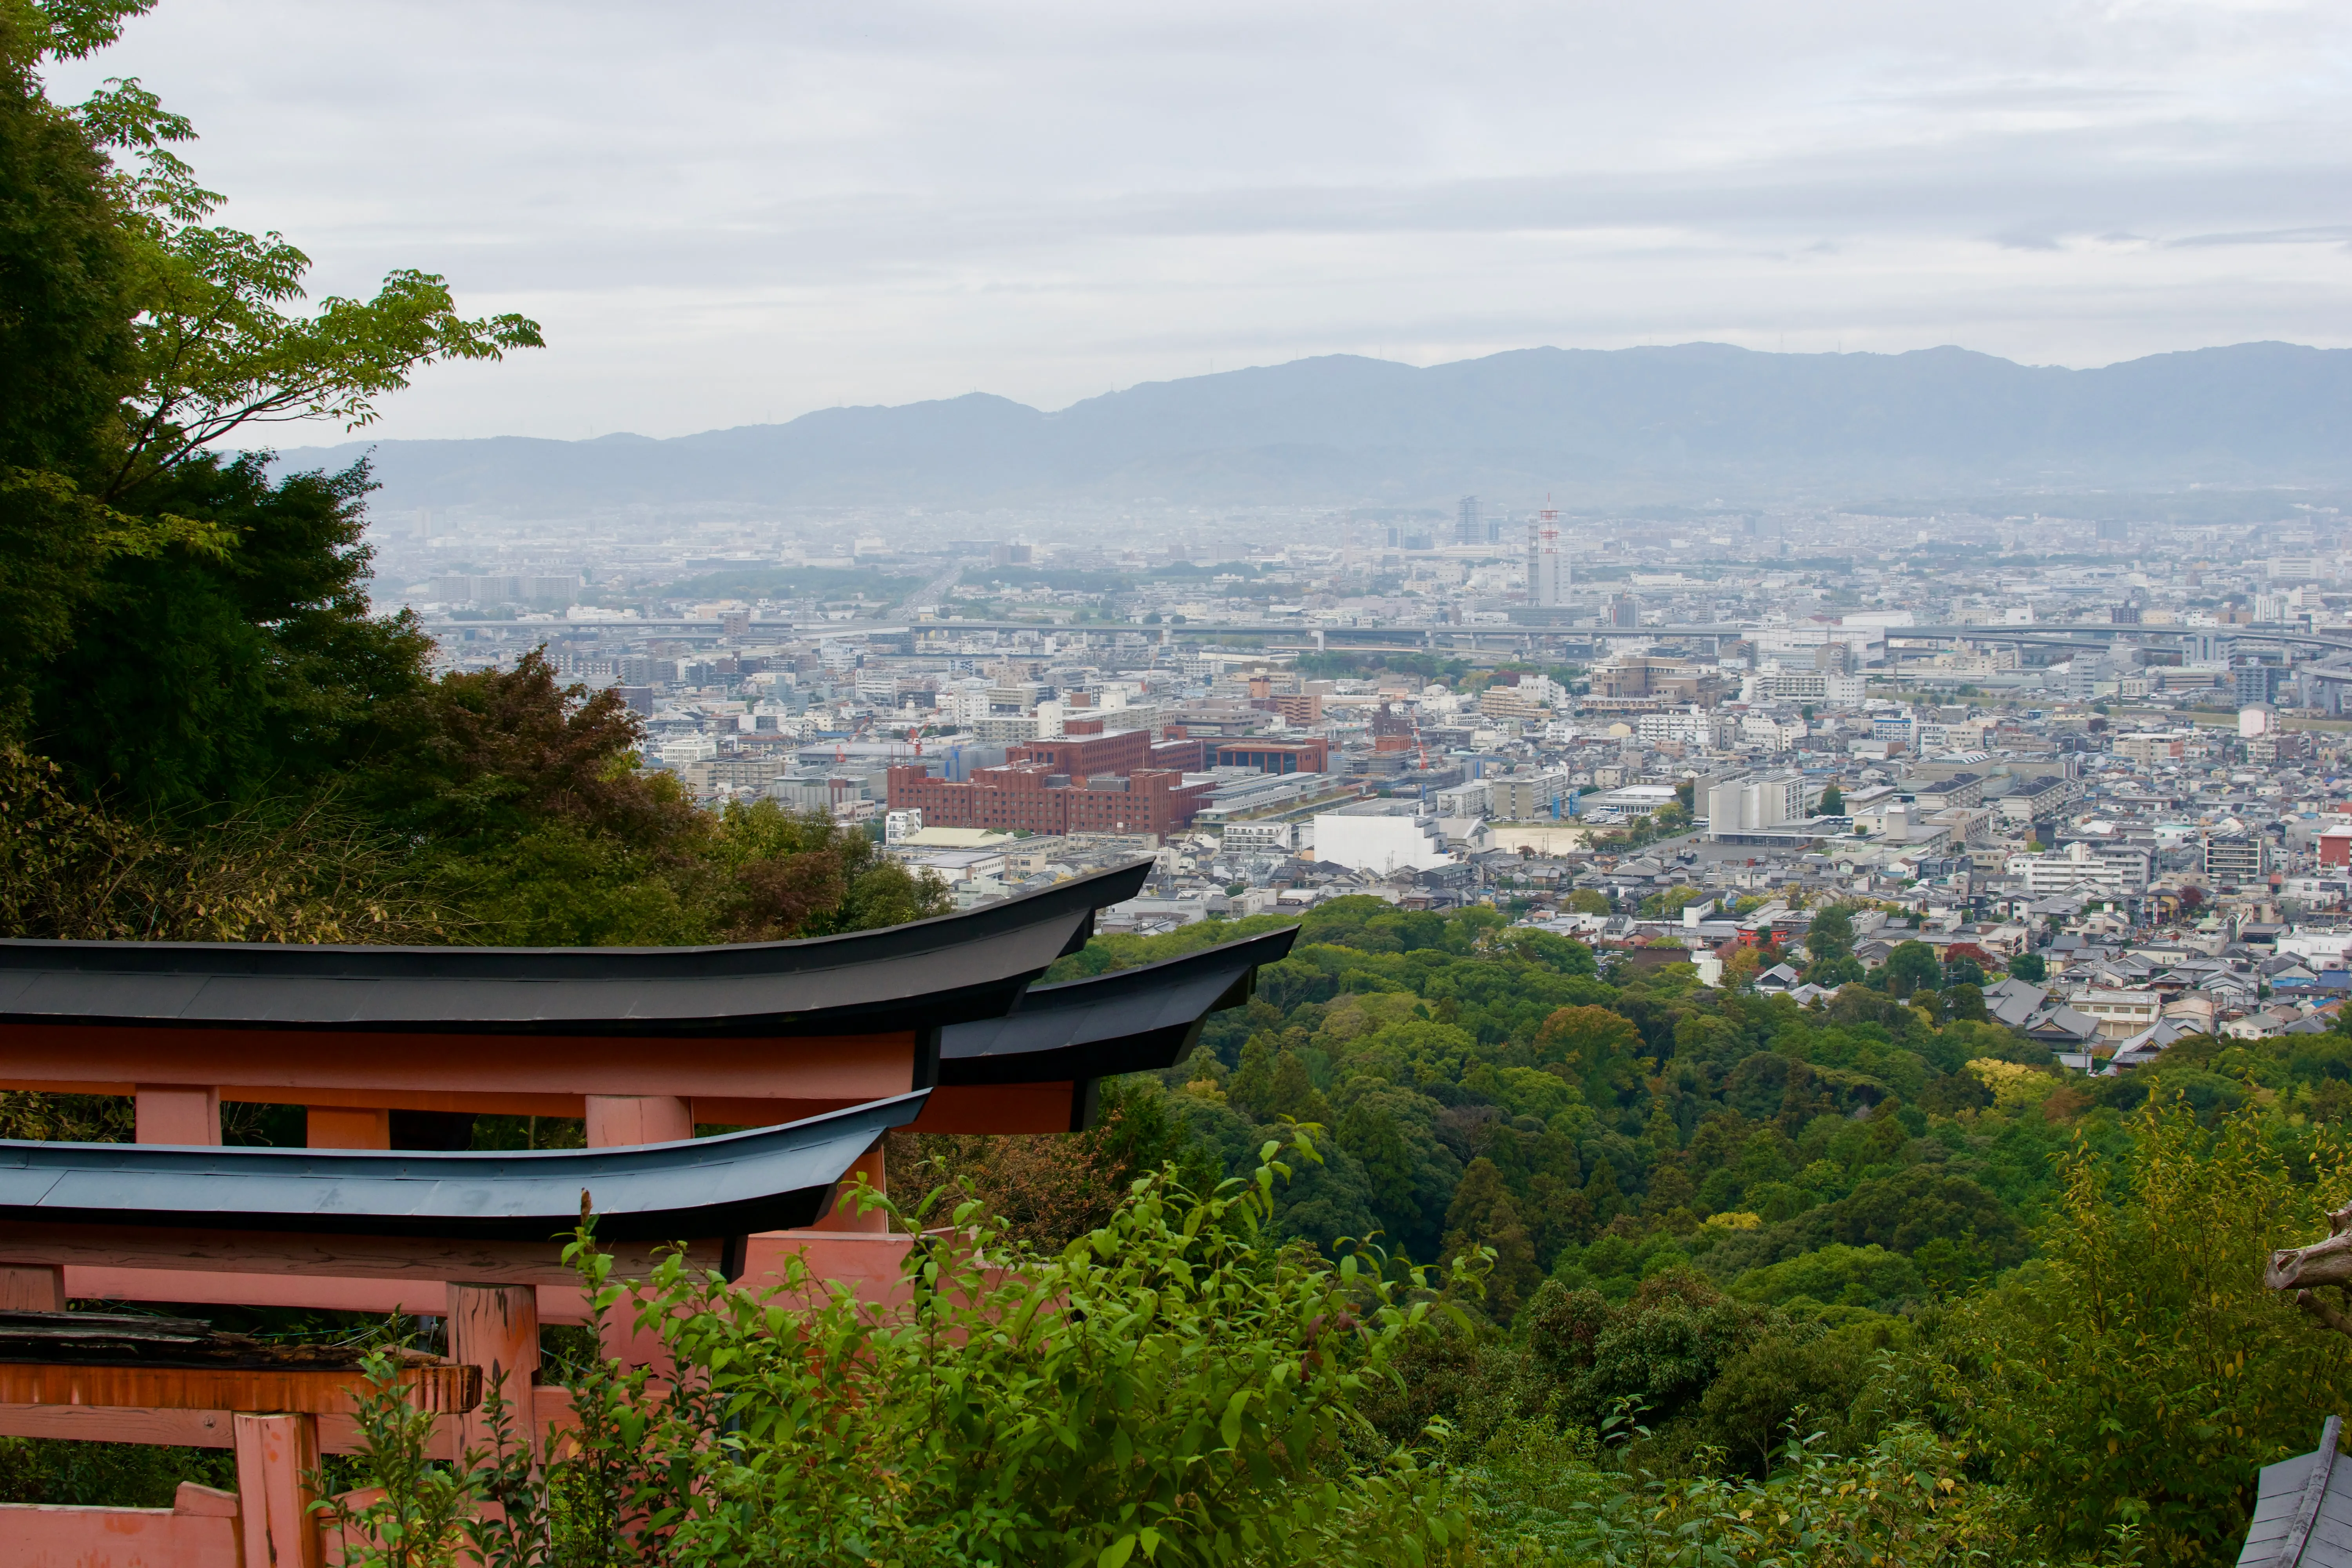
[{"x1": 2072, "y1": 987, "x2": 2166, "y2": 1041}]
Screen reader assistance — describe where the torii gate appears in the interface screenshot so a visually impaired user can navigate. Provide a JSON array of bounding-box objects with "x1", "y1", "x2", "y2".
[
  {"x1": 0, "y1": 861, "x2": 1290, "y2": 1318},
  {"x1": 0, "y1": 865, "x2": 1296, "y2": 1566}
]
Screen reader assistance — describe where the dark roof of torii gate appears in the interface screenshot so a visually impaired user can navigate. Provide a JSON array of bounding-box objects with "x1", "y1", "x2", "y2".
[
  {"x1": 942, "y1": 926, "x2": 1298, "y2": 1086},
  {"x1": 0, "y1": 1091, "x2": 929, "y2": 1244},
  {"x1": 0, "y1": 860, "x2": 1153, "y2": 1039}
]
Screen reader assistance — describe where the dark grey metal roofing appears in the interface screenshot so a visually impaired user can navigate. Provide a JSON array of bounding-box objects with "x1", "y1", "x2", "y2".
[
  {"x1": 2242, "y1": 1417, "x2": 2352, "y2": 1568},
  {"x1": 941, "y1": 927, "x2": 1298, "y2": 1085},
  {"x1": 0, "y1": 1091, "x2": 927, "y2": 1244},
  {"x1": 0, "y1": 860, "x2": 1152, "y2": 1038}
]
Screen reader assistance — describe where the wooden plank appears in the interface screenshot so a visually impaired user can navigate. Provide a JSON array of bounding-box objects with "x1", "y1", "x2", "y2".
[
  {"x1": 62, "y1": 1266, "x2": 593, "y2": 1324},
  {"x1": 0, "y1": 1360, "x2": 479, "y2": 1416},
  {"x1": 0, "y1": 1220, "x2": 713, "y2": 1287},
  {"x1": 447, "y1": 1284, "x2": 537, "y2": 1460},
  {"x1": 0, "y1": 1386, "x2": 574, "y2": 1459},
  {"x1": 305, "y1": 1107, "x2": 390, "y2": 1150},
  {"x1": 2299, "y1": 1510, "x2": 2352, "y2": 1565},
  {"x1": 584, "y1": 1095, "x2": 695, "y2": 1148},
  {"x1": 0, "y1": 1264, "x2": 64, "y2": 1312},
  {"x1": 0, "y1": 1498, "x2": 241, "y2": 1568}
]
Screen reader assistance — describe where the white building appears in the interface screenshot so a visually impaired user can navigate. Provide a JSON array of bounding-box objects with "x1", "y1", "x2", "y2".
[
  {"x1": 1745, "y1": 669, "x2": 1866, "y2": 706},
  {"x1": 1220, "y1": 820, "x2": 1296, "y2": 854},
  {"x1": 2005, "y1": 840, "x2": 2151, "y2": 896},
  {"x1": 1310, "y1": 801, "x2": 1455, "y2": 873},
  {"x1": 1637, "y1": 708, "x2": 1737, "y2": 747},
  {"x1": 1434, "y1": 781, "x2": 1492, "y2": 818},
  {"x1": 1706, "y1": 771, "x2": 1807, "y2": 836}
]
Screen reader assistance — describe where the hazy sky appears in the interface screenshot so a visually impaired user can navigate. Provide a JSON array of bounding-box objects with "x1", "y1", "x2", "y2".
[{"x1": 48, "y1": 0, "x2": 2352, "y2": 442}]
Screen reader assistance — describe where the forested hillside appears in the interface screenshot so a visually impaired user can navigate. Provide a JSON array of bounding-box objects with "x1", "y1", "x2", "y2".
[{"x1": 897, "y1": 899, "x2": 2352, "y2": 1566}]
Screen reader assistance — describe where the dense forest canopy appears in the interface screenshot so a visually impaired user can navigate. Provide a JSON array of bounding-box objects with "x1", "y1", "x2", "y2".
[{"x1": 903, "y1": 897, "x2": 2352, "y2": 1566}]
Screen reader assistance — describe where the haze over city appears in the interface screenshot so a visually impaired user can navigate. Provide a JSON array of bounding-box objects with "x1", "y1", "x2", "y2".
[{"x1": 49, "y1": 0, "x2": 2352, "y2": 444}]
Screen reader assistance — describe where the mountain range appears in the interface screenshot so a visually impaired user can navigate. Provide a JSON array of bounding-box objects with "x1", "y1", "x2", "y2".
[{"x1": 272, "y1": 341, "x2": 2352, "y2": 515}]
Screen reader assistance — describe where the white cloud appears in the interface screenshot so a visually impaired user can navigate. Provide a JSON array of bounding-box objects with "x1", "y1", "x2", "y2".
[{"x1": 46, "y1": 0, "x2": 2352, "y2": 440}]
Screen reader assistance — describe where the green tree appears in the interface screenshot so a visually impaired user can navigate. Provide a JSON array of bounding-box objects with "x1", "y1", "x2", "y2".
[
  {"x1": 1227, "y1": 1033, "x2": 1277, "y2": 1121},
  {"x1": 0, "y1": 3, "x2": 141, "y2": 722},
  {"x1": 1936, "y1": 1101, "x2": 2352, "y2": 1565},
  {"x1": 1806, "y1": 903, "x2": 1855, "y2": 965},
  {"x1": 1443, "y1": 1156, "x2": 1538, "y2": 1319},
  {"x1": 1265, "y1": 1051, "x2": 1334, "y2": 1125},
  {"x1": 1817, "y1": 781, "x2": 1845, "y2": 816},
  {"x1": 1637, "y1": 884, "x2": 1706, "y2": 920},
  {"x1": 1583, "y1": 1158, "x2": 1622, "y2": 1229},
  {"x1": 1564, "y1": 888, "x2": 1611, "y2": 915},
  {"x1": 1885, "y1": 940, "x2": 1939, "y2": 998},
  {"x1": 26, "y1": 452, "x2": 428, "y2": 804},
  {"x1": 0, "y1": 0, "x2": 539, "y2": 751},
  {"x1": 2007, "y1": 951, "x2": 2047, "y2": 983}
]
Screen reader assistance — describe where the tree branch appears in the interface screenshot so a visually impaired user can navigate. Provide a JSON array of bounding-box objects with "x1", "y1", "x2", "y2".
[{"x1": 2296, "y1": 1288, "x2": 2352, "y2": 1342}]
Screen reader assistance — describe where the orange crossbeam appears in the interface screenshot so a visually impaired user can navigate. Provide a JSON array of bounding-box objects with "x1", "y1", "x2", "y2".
[
  {"x1": 0, "y1": 1024, "x2": 918, "y2": 1115},
  {"x1": 0, "y1": 1360, "x2": 479, "y2": 1416}
]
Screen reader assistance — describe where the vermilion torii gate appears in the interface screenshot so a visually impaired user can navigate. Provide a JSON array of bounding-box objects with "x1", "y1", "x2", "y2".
[
  {"x1": 0, "y1": 861, "x2": 1294, "y2": 1316},
  {"x1": 0, "y1": 863, "x2": 1297, "y2": 1566}
]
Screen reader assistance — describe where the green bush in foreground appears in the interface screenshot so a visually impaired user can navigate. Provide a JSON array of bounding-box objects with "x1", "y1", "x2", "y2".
[{"x1": 338, "y1": 1132, "x2": 1478, "y2": 1567}]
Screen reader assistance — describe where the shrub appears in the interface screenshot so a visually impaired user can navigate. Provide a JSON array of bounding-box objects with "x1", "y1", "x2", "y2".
[{"x1": 343, "y1": 1134, "x2": 1479, "y2": 1566}]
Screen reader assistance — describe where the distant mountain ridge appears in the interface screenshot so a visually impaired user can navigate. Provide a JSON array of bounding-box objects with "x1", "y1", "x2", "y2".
[{"x1": 273, "y1": 341, "x2": 2352, "y2": 514}]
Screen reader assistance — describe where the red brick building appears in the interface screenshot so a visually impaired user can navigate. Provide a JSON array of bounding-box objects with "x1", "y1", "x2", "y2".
[
  {"x1": 886, "y1": 760, "x2": 1214, "y2": 838},
  {"x1": 1005, "y1": 725, "x2": 1153, "y2": 779}
]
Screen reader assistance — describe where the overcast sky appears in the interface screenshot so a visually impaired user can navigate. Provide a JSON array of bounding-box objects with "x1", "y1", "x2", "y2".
[{"x1": 49, "y1": 0, "x2": 2352, "y2": 443}]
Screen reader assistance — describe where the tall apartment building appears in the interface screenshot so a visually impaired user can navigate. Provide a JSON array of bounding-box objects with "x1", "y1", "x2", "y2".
[{"x1": 2202, "y1": 832, "x2": 2267, "y2": 886}]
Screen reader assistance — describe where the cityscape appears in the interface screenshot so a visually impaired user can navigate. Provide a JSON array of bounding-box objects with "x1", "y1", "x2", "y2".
[{"x1": 378, "y1": 486, "x2": 2352, "y2": 1058}]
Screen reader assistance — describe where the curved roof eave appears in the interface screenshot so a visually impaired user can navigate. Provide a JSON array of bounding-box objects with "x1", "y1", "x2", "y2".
[
  {"x1": 940, "y1": 926, "x2": 1299, "y2": 1084},
  {"x1": 0, "y1": 1091, "x2": 929, "y2": 1243},
  {"x1": 0, "y1": 860, "x2": 1154, "y2": 1037}
]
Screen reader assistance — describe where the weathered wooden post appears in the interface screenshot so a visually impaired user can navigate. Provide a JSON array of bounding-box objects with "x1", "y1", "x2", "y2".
[
  {"x1": 233, "y1": 1412, "x2": 322, "y2": 1568},
  {"x1": 447, "y1": 1283, "x2": 541, "y2": 1462}
]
